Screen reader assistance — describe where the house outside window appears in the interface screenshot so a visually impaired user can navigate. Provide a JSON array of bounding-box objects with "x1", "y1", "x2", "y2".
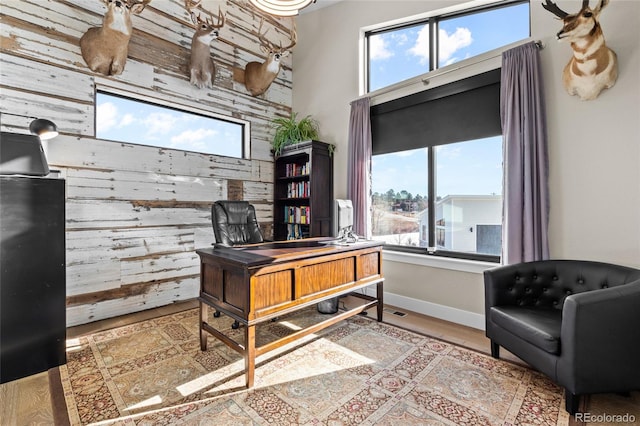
[{"x1": 367, "y1": 0, "x2": 530, "y2": 262}]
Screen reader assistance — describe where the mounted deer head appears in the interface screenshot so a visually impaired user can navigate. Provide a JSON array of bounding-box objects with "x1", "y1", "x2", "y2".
[
  {"x1": 79, "y1": 0, "x2": 152, "y2": 76},
  {"x1": 185, "y1": 0, "x2": 225, "y2": 89},
  {"x1": 240, "y1": 19, "x2": 297, "y2": 97},
  {"x1": 542, "y1": 0, "x2": 617, "y2": 100}
]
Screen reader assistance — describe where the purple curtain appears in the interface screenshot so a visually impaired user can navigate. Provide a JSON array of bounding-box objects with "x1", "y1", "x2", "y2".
[
  {"x1": 500, "y1": 42, "x2": 550, "y2": 264},
  {"x1": 347, "y1": 97, "x2": 372, "y2": 238}
]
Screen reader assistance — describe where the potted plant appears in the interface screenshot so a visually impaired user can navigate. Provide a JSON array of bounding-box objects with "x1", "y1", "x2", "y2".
[{"x1": 271, "y1": 112, "x2": 320, "y2": 157}]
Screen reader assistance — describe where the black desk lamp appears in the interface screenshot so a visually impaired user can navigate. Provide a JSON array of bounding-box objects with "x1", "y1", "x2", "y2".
[{"x1": 29, "y1": 118, "x2": 58, "y2": 140}]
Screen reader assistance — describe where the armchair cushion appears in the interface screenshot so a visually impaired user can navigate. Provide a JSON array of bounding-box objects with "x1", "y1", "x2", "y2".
[{"x1": 490, "y1": 306, "x2": 561, "y2": 354}]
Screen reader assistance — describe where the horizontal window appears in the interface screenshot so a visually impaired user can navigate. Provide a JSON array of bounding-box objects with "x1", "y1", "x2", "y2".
[
  {"x1": 366, "y1": 0, "x2": 530, "y2": 93},
  {"x1": 96, "y1": 91, "x2": 248, "y2": 158}
]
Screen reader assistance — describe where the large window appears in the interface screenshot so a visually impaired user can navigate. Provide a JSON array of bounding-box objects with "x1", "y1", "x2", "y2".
[
  {"x1": 366, "y1": 0, "x2": 530, "y2": 92},
  {"x1": 96, "y1": 91, "x2": 248, "y2": 158},
  {"x1": 368, "y1": 1, "x2": 530, "y2": 262}
]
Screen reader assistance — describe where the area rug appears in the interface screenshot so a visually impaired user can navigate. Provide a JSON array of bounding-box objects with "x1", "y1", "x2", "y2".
[{"x1": 58, "y1": 307, "x2": 570, "y2": 425}]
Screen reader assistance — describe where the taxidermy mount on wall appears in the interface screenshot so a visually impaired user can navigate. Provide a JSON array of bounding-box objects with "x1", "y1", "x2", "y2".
[
  {"x1": 184, "y1": 0, "x2": 225, "y2": 89},
  {"x1": 542, "y1": 0, "x2": 618, "y2": 101},
  {"x1": 79, "y1": 0, "x2": 152, "y2": 76}
]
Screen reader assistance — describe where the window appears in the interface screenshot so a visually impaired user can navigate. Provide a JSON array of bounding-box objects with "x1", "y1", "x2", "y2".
[
  {"x1": 96, "y1": 91, "x2": 248, "y2": 158},
  {"x1": 368, "y1": 1, "x2": 530, "y2": 262},
  {"x1": 366, "y1": 0, "x2": 530, "y2": 92}
]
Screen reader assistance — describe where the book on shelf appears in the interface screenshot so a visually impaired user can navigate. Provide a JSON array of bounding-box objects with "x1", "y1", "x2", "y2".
[
  {"x1": 284, "y1": 161, "x2": 311, "y2": 177},
  {"x1": 284, "y1": 205, "x2": 311, "y2": 224},
  {"x1": 286, "y1": 181, "x2": 309, "y2": 198},
  {"x1": 286, "y1": 224, "x2": 310, "y2": 240}
]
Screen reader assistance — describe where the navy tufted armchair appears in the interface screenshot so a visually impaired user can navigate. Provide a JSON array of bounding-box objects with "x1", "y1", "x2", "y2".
[{"x1": 484, "y1": 260, "x2": 640, "y2": 415}]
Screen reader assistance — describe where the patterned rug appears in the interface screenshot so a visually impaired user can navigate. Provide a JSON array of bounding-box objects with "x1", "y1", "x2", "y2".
[{"x1": 58, "y1": 307, "x2": 570, "y2": 425}]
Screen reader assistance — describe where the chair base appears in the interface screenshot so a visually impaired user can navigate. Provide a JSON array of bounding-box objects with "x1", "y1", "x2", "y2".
[
  {"x1": 490, "y1": 341, "x2": 500, "y2": 358},
  {"x1": 565, "y1": 389, "x2": 580, "y2": 415},
  {"x1": 214, "y1": 310, "x2": 240, "y2": 329}
]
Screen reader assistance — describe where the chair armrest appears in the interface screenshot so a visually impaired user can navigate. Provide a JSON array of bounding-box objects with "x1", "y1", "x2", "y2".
[{"x1": 560, "y1": 280, "x2": 640, "y2": 386}]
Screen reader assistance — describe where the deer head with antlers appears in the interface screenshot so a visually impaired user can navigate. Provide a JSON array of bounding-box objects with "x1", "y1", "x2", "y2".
[
  {"x1": 542, "y1": 0, "x2": 618, "y2": 101},
  {"x1": 185, "y1": 0, "x2": 225, "y2": 89},
  {"x1": 237, "y1": 19, "x2": 297, "y2": 97},
  {"x1": 79, "y1": 0, "x2": 152, "y2": 76}
]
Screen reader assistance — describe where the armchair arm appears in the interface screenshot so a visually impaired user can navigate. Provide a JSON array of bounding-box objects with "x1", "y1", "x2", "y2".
[{"x1": 559, "y1": 279, "x2": 640, "y2": 393}]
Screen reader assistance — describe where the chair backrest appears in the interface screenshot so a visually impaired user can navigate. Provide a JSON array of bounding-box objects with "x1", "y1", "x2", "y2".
[{"x1": 211, "y1": 200, "x2": 264, "y2": 246}]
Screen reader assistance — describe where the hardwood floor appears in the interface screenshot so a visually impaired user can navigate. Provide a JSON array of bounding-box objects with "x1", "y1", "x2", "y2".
[{"x1": 0, "y1": 298, "x2": 518, "y2": 424}]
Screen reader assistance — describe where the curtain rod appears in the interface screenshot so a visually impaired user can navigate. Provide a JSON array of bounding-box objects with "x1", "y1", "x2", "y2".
[{"x1": 355, "y1": 39, "x2": 544, "y2": 103}]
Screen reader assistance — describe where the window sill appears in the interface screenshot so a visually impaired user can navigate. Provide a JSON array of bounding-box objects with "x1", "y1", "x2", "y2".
[{"x1": 383, "y1": 249, "x2": 499, "y2": 274}]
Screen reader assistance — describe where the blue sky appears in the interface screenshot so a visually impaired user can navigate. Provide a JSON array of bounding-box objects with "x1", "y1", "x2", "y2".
[
  {"x1": 370, "y1": 2, "x2": 529, "y2": 198},
  {"x1": 96, "y1": 93, "x2": 243, "y2": 158}
]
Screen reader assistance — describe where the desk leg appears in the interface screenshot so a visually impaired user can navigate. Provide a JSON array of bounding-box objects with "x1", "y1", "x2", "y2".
[
  {"x1": 244, "y1": 324, "x2": 256, "y2": 388},
  {"x1": 200, "y1": 302, "x2": 209, "y2": 351},
  {"x1": 377, "y1": 281, "x2": 384, "y2": 322}
]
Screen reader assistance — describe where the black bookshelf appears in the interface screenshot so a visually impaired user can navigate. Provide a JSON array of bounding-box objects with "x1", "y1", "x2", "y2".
[{"x1": 273, "y1": 141, "x2": 333, "y2": 240}]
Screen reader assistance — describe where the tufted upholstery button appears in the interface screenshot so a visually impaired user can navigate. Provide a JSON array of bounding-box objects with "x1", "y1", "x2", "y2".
[
  {"x1": 543, "y1": 287, "x2": 548, "y2": 292},
  {"x1": 602, "y1": 284, "x2": 608, "y2": 288},
  {"x1": 553, "y1": 300, "x2": 558, "y2": 305},
  {"x1": 553, "y1": 276, "x2": 559, "y2": 281},
  {"x1": 566, "y1": 290, "x2": 572, "y2": 295},
  {"x1": 578, "y1": 279, "x2": 584, "y2": 284},
  {"x1": 533, "y1": 275, "x2": 538, "y2": 279}
]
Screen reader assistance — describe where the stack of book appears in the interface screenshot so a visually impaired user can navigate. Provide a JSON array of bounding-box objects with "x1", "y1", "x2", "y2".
[
  {"x1": 284, "y1": 205, "x2": 310, "y2": 224},
  {"x1": 284, "y1": 161, "x2": 310, "y2": 177},
  {"x1": 286, "y1": 181, "x2": 310, "y2": 198}
]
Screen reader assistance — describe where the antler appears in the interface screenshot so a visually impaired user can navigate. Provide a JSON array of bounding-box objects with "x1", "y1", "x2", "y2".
[
  {"x1": 256, "y1": 19, "x2": 278, "y2": 52},
  {"x1": 185, "y1": 0, "x2": 224, "y2": 29},
  {"x1": 256, "y1": 19, "x2": 297, "y2": 53},
  {"x1": 280, "y1": 20, "x2": 297, "y2": 52},
  {"x1": 541, "y1": 0, "x2": 569, "y2": 18}
]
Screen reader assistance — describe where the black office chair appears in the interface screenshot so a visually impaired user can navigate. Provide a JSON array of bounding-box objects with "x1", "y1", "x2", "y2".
[
  {"x1": 212, "y1": 200, "x2": 264, "y2": 247},
  {"x1": 211, "y1": 200, "x2": 265, "y2": 328}
]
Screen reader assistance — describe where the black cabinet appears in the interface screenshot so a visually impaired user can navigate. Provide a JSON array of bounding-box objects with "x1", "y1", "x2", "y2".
[
  {"x1": 0, "y1": 176, "x2": 66, "y2": 383},
  {"x1": 273, "y1": 141, "x2": 334, "y2": 240}
]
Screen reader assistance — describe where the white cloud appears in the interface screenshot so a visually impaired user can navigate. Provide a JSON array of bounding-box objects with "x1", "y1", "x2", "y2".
[
  {"x1": 408, "y1": 25, "x2": 473, "y2": 65},
  {"x1": 369, "y1": 34, "x2": 393, "y2": 61},
  {"x1": 142, "y1": 112, "x2": 181, "y2": 137},
  {"x1": 120, "y1": 113, "x2": 135, "y2": 127},
  {"x1": 438, "y1": 27, "x2": 473, "y2": 64},
  {"x1": 96, "y1": 102, "x2": 118, "y2": 133},
  {"x1": 408, "y1": 24, "x2": 430, "y2": 65},
  {"x1": 391, "y1": 32, "x2": 409, "y2": 46},
  {"x1": 170, "y1": 128, "x2": 218, "y2": 151}
]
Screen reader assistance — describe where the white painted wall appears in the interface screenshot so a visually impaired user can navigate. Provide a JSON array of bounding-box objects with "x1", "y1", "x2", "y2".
[{"x1": 294, "y1": 0, "x2": 640, "y2": 327}]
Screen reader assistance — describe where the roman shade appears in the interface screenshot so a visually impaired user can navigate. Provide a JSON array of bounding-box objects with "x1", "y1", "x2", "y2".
[{"x1": 370, "y1": 68, "x2": 501, "y2": 155}]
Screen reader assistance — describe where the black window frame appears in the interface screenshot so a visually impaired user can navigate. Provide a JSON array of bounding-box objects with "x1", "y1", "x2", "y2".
[
  {"x1": 366, "y1": 0, "x2": 531, "y2": 263},
  {"x1": 365, "y1": 0, "x2": 530, "y2": 93},
  {"x1": 95, "y1": 90, "x2": 250, "y2": 159}
]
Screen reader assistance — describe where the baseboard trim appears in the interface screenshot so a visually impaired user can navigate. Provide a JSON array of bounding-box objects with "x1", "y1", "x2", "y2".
[{"x1": 361, "y1": 288, "x2": 485, "y2": 330}]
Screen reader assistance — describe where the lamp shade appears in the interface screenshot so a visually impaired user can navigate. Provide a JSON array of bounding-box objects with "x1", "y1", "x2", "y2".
[
  {"x1": 29, "y1": 119, "x2": 58, "y2": 140},
  {"x1": 249, "y1": 0, "x2": 315, "y2": 16}
]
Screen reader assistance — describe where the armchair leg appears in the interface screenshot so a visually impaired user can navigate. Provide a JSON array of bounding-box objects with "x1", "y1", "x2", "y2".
[
  {"x1": 490, "y1": 341, "x2": 500, "y2": 359},
  {"x1": 565, "y1": 389, "x2": 581, "y2": 415}
]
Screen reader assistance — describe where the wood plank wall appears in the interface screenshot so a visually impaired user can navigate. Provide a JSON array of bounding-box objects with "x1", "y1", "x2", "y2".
[{"x1": 0, "y1": 0, "x2": 291, "y2": 326}]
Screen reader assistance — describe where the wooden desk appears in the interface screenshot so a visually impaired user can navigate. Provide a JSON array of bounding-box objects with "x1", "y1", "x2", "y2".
[{"x1": 196, "y1": 238, "x2": 384, "y2": 387}]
